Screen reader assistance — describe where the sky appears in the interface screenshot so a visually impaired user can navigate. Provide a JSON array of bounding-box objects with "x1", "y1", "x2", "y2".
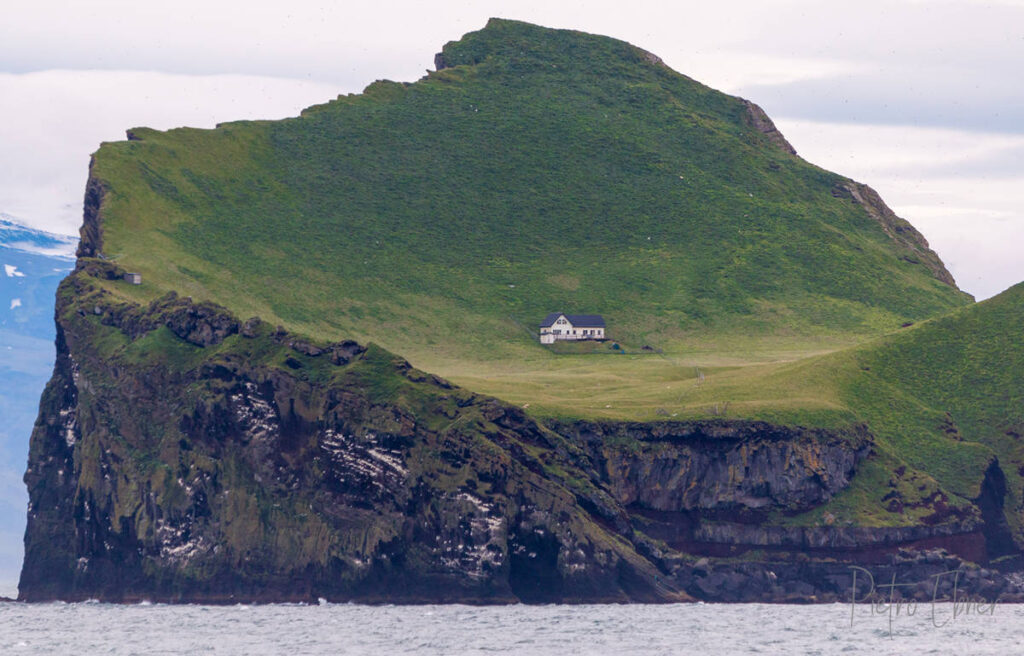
[{"x1": 1, "y1": 0, "x2": 1022, "y2": 298}]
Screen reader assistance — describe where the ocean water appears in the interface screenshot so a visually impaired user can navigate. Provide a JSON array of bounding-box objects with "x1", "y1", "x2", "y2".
[{"x1": 0, "y1": 601, "x2": 1019, "y2": 655}]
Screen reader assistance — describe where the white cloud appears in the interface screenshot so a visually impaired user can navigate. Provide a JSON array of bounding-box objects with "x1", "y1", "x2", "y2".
[
  {"x1": 5, "y1": 1, "x2": 1017, "y2": 107},
  {"x1": 774, "y1": 121, "x2": 1024, "y2": 181},
  {"x1": 777, "y1": 119, "x2": 1024, "y2": 300},
  {"x1": 741, "y1": 66, "x2": 1024, "y2": 134},
  {"x1": 673, "y1": 54, "x2": 867, "y2": 94},
  {"x1": 3, "y1": 265, "x2": 25, "y2": 278},
  {"x1": 9, "y1": 299, "x2": 21, "y2": 310},
  {"x1": 0, "y1": 1, "x2": 1021, "y2": 298},
  {"x1": 0, "y1": 70, "x2": 345, "y2": 235},
  {"x1": 1, "y1": 213, "x2": 79, "y2": 257},
  {"x1": 3, "y1": 241, "x2": 76, "y2": 259}
]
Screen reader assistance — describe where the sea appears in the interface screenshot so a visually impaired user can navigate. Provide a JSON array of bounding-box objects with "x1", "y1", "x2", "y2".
[{"x1": 0, "y1": 599, "x2": 1019, "y2": 655}]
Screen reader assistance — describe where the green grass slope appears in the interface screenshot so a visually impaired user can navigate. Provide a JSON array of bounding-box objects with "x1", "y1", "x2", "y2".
[
  {"x1": 85, "y1": 18, "x2": 970, "y2": 418},
  {"x1": 836, "y1": 282, "x2": 1024, "y2": 535},
  {"x1": 746, "y1": 282, "x2": 1022, "y2": 535}
]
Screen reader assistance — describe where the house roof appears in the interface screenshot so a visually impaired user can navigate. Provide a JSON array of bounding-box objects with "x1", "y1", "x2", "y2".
[{"x1": 539, "y1": 313, "x2": 605, "y2": 328}]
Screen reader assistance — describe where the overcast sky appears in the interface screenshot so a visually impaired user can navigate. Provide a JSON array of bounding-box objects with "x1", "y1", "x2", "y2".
[{"x1": 2, "y1": 0, "x2": 1022, "y2": 299}]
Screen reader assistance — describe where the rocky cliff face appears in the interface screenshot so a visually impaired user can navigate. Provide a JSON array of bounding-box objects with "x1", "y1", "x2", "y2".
[
  {"x1": 560, "y1": 420, "x2": 869, "y2": 513},
  {"x1": 832, "y1": 181, "x2": 961, "y2": 289},
  {"x1": 19, "y1": 262, "x2": 1021, "y2": 603},
  {"x1": 74, "y1": 160, "x2": 104, "y2": 260},
  {"x1": 742, "y1": 100, "x2": 798, "y2": 156},
  {"x1": 20, "y1": 266, "x2": 679, "y2": 603}
]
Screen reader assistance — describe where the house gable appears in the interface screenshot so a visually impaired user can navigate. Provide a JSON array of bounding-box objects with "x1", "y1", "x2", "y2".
[{"x1": 539, "y1": 312, "x2": 568, "y2": 328}]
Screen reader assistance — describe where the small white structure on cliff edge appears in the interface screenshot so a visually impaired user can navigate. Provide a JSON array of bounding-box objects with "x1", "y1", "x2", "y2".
[{"x1": 539, "y1": 313, "x2": 606, "y2": 344}]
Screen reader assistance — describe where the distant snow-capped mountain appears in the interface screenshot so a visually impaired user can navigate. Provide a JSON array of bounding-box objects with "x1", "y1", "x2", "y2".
[
  {"x1": 0, "y1": 213, "x2": 78, "y2": 259},
  {"x1": 2, "y1": 214, "x2": 76, "y2": 327},
  {"x1": 0, "y1": 213, "x2": 78, "y2": 582}
]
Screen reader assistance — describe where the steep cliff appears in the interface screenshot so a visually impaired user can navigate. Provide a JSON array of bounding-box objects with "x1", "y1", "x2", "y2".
[
  {"x1": 19, "y1": 18, "x2": 1024, "y2": 603},
  {"x1": 20, "y1": 263, "x2": 1022, "y2": 602},
  {"x1": 21, "y1": 266, "x2": 684, "y2": 602}
]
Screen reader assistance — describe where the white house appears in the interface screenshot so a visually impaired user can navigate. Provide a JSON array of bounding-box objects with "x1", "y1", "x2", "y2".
[{"x1": 539, "y1": 313, "x2": 606, "y2": 344}]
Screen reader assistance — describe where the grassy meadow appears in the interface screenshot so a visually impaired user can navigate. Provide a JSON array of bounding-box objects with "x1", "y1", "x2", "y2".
[{"x1": 86, "y1": 20, "x2": 968, "y2": 418}]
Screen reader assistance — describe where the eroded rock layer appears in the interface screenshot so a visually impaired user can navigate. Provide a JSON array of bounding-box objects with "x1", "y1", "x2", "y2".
[{"x1": 19, "y1": 264, "x2": 1019, "y2": 603}]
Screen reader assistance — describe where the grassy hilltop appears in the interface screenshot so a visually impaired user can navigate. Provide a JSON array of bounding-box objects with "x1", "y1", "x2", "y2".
[{"x1": 82, "y1": 18, "x2": 974, "y2": 422}]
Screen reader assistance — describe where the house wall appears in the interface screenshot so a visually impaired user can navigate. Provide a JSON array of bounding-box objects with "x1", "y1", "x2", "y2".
[{"x1": 539, "y1": 316, "x2": 605, "y2": 343}]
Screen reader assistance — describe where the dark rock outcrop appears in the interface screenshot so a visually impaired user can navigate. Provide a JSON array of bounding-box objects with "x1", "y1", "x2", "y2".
[
  {"x1": 832, "y1": 180, "x2": 962, "y2": 289},
  {"x1": 75, "y1": 160, "x2": 105, "y2": 259},
  {"x1": 742, "y1": 100, "x2": 797, "y2": 156},
  {"x1": 975, "y1": 458, "x2": 1017, "y2": 559},
  {"x1": 669, "y1": 547, "x2": 1024, "y2": 603},
  {"x1": 161, "y1": 300, "x2": 239, "y2": 347},
  {"x1": 559, "y1": 420, "x2": 869, "y2": 513}
]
